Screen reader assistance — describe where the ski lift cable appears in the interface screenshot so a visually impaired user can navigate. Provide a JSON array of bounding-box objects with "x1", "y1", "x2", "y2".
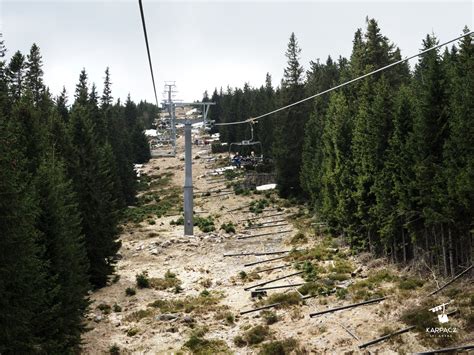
[
  {"x1": 138, "y1": 0, "x2": 159, "y2": 107},
  {"x1": 214, "y1": 31, "x2": 473, "y2": 127}
]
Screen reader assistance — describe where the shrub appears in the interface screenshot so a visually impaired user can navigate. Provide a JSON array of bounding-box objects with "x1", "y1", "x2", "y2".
[
  {"x1": 136, "y1": 271, "x2": 150, "y2": 289},
  {"x1": 398, "y1": 277, "x2": 424, "y2": 290},
  {"x1": 263, "y1": 292, "x2": 301, "y2": 308},
  {"x1": 113, "y1": 303, "x2": 122, "y2": 312},
  {"x1": 261, "y1": 310, "x2": 278, "y2": 325},
  {"x1": 220, "y1": 222, "x2": 236, "y2": 233},
  {"x1": 97, "y1": 303, "x2": 111, "y2": 314},
  {"x1": 125, "y1": 287, "x2": 136, "y2": 296},
  {"x1": 244, "y1": 325, "x2": 270, "y2": 345},
  {"x1": 109, "y1": 344, "x2": 120, "y2": 355},
  {"x1": 126, "y1": 327, "x2": 140, "y2": 337}
]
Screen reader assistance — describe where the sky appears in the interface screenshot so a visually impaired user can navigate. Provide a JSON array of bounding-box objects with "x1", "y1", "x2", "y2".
[{"x1": 2, "y1": 0, "x2": 472, "y2": 104}]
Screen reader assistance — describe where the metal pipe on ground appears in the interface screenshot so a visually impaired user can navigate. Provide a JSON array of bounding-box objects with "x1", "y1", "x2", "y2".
[
  {"x1": 244, "y1": 255, "x2": 287, "y2": 267},
  {"x1": 245, "y1": 221, "x2": 288, "y2": 229},
  {"x1": 244, "y1": 271, "x2": 304, "y2": 291},
  {"x1": 255, "y1": 264, "x2": 292, "y2": 273},
  {"x1": 240, "y1": 294, "x2": 316, "y2": 315},
  {"x1": 427, "y1": 264, "x2": 472, "y2": 296},
  {"x1": 254, "y1": 283, "x2": 304, "y2": 291},
  {"x1": 359, "y1": 310, "x2": 458, "y2": 349},
  {"x1": 309, "y1": 297, "x2": 386, "y2": 317},
  {"x1": 246, "y1": 212, "x2": 286, "y2": 221},
  {"x1": 224, "y1": 250, "x2": 299, "y2": 257},
  {"x1": 237, "y1": 230, "x2": 292, "y2": 240}
]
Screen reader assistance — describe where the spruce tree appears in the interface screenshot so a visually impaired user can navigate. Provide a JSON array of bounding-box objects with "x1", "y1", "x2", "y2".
[
  {"x1": 24, "y1": 43, "x2": 44, "y2": 105},
  {"x1": 33, "y1": 156, "x2": 90, "y2": 352},
  {"x1": 7, "y1": 51, "x2": 25, "y2": 101},
  {"x1": 273, "y1": 32, "x2": 308, "y2": 197},
  {"x1": 0, "y1": 115, "x2": 47, "y2": 353}
]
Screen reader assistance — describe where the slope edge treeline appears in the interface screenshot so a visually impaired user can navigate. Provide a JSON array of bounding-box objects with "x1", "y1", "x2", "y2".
[
  {"x1": 0, "y1": 38, "x2": 155, "y2": 353},
  {"x1": 210, "y1": 20, "x2": 473, "y2": 277}
]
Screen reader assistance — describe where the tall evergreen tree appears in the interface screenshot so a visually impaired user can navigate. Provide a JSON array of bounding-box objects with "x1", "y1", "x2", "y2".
[
  {"x1": 24, "y1": 43, "x2": 44, "y2": 104},
  {"x1": 7, "y1": 51, "x2": 25, "y2": 101},
  {"x1": 273, "y1": 32, "x2": 308, "y2": 197}
]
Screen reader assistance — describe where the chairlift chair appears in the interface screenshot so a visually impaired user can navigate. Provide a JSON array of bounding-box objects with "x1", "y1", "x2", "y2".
[{"x1": 228, "y1": 123, "x2": 264, "y2": 167}]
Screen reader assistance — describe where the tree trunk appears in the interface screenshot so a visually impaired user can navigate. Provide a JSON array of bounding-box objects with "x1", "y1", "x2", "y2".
[
  {"x1": 402, "y1": 228, "x2": 407, "y2": 263},
  {"x1": 448, "y1": 227, "x2": 455, "y2": 277},
  {"x1": 441, "y1": 225, "x2": 448, "y2": 276}
]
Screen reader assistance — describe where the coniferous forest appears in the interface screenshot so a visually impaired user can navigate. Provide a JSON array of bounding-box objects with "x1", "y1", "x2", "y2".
[
  {"x1": 0, "y1": 16, "x2": 472, "y2": 353},
  {"x1": 210, "y1": 20, "x2": 473, "y2": 277},
  {"x1": 0, "y1": 38, "x2": 155, "y2": 352}
]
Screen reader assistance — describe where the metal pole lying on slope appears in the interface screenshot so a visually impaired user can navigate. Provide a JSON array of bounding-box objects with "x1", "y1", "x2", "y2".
[
  {"x1": 309, "y1": 297, "x2": 386, "y2": 317},
  {"x1": 427, "y1": 264, "x2": 472, "y2": 296},
  {"x1": 359, "y1": 310, "x2": 459, "y2": 349},
  {"x1": 244, "y1": 271, "x2": 304, "y2": 291},
  {"x1": 244, "y1": 255, "x2": 287, "y2": 267},
  {"x1": 240, "y1": 294, "x2": 316, "y2": 315},
  {"x1": 245, "y1": 223, "x2": 289, "y2": 230},
  {"x1": 255, "y1": 283, "x2": 305, "y2": 291},
  {"x1": 238, "y1": 230, "x2": 292, "y2": 240}
]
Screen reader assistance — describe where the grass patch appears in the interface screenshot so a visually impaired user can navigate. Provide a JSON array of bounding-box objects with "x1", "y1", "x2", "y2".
[
  {"x1": 298, "y1": 281, "x2": 334, "y2": 296},
  {"x1": 238, "y1": 270, "x2": 261, "y2": 282},
  {"x1": 215, "y1": 311, "x2": 235, "y2": 325},
  {"x1": 172, "y1": 216, "x2": 215, "y2": 233},
  {"x1": 398, "y1": 277, "x2": 424, "y2": 290},
  {"x1": 183, "y1": 335, "x2": 230, "y2": 354},
  {"x1": 234, "y1": 325, "x2": 270, "y2": 347},
  {"x1": 258, "y1": 338, "x2": 299, "y2": 355},
  {"x1": 290, "y1": 232, "x2": 307, "y2": 245},
  {"x1": 149, "y1": 270, "x2": 182, "y2": 290},
  {"x1": 126, "y1": 327, "x2": 140, "y2": 337},
  {"x1": 123, "y1": 187, "x2": 180, "y2": 224},
  {"x1": 148, "y1": 291, "x2": 224, "y2": 314},
  {"x1": 124, "y1": 308, "x2": 154, "y2": 322},
  {"x1": 260, "y1": 292, "x2": 301, "y2": 308}
]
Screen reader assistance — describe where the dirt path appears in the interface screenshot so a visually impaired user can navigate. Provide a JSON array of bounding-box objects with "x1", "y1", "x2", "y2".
[{"x1": 81, "y1": 137, "x2": 455, "y2": 354}]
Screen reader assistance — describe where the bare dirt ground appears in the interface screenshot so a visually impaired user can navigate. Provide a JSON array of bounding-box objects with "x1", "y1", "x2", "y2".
[{"x1": 81, "y1": 136, "x2": 472, "y2": 354}]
